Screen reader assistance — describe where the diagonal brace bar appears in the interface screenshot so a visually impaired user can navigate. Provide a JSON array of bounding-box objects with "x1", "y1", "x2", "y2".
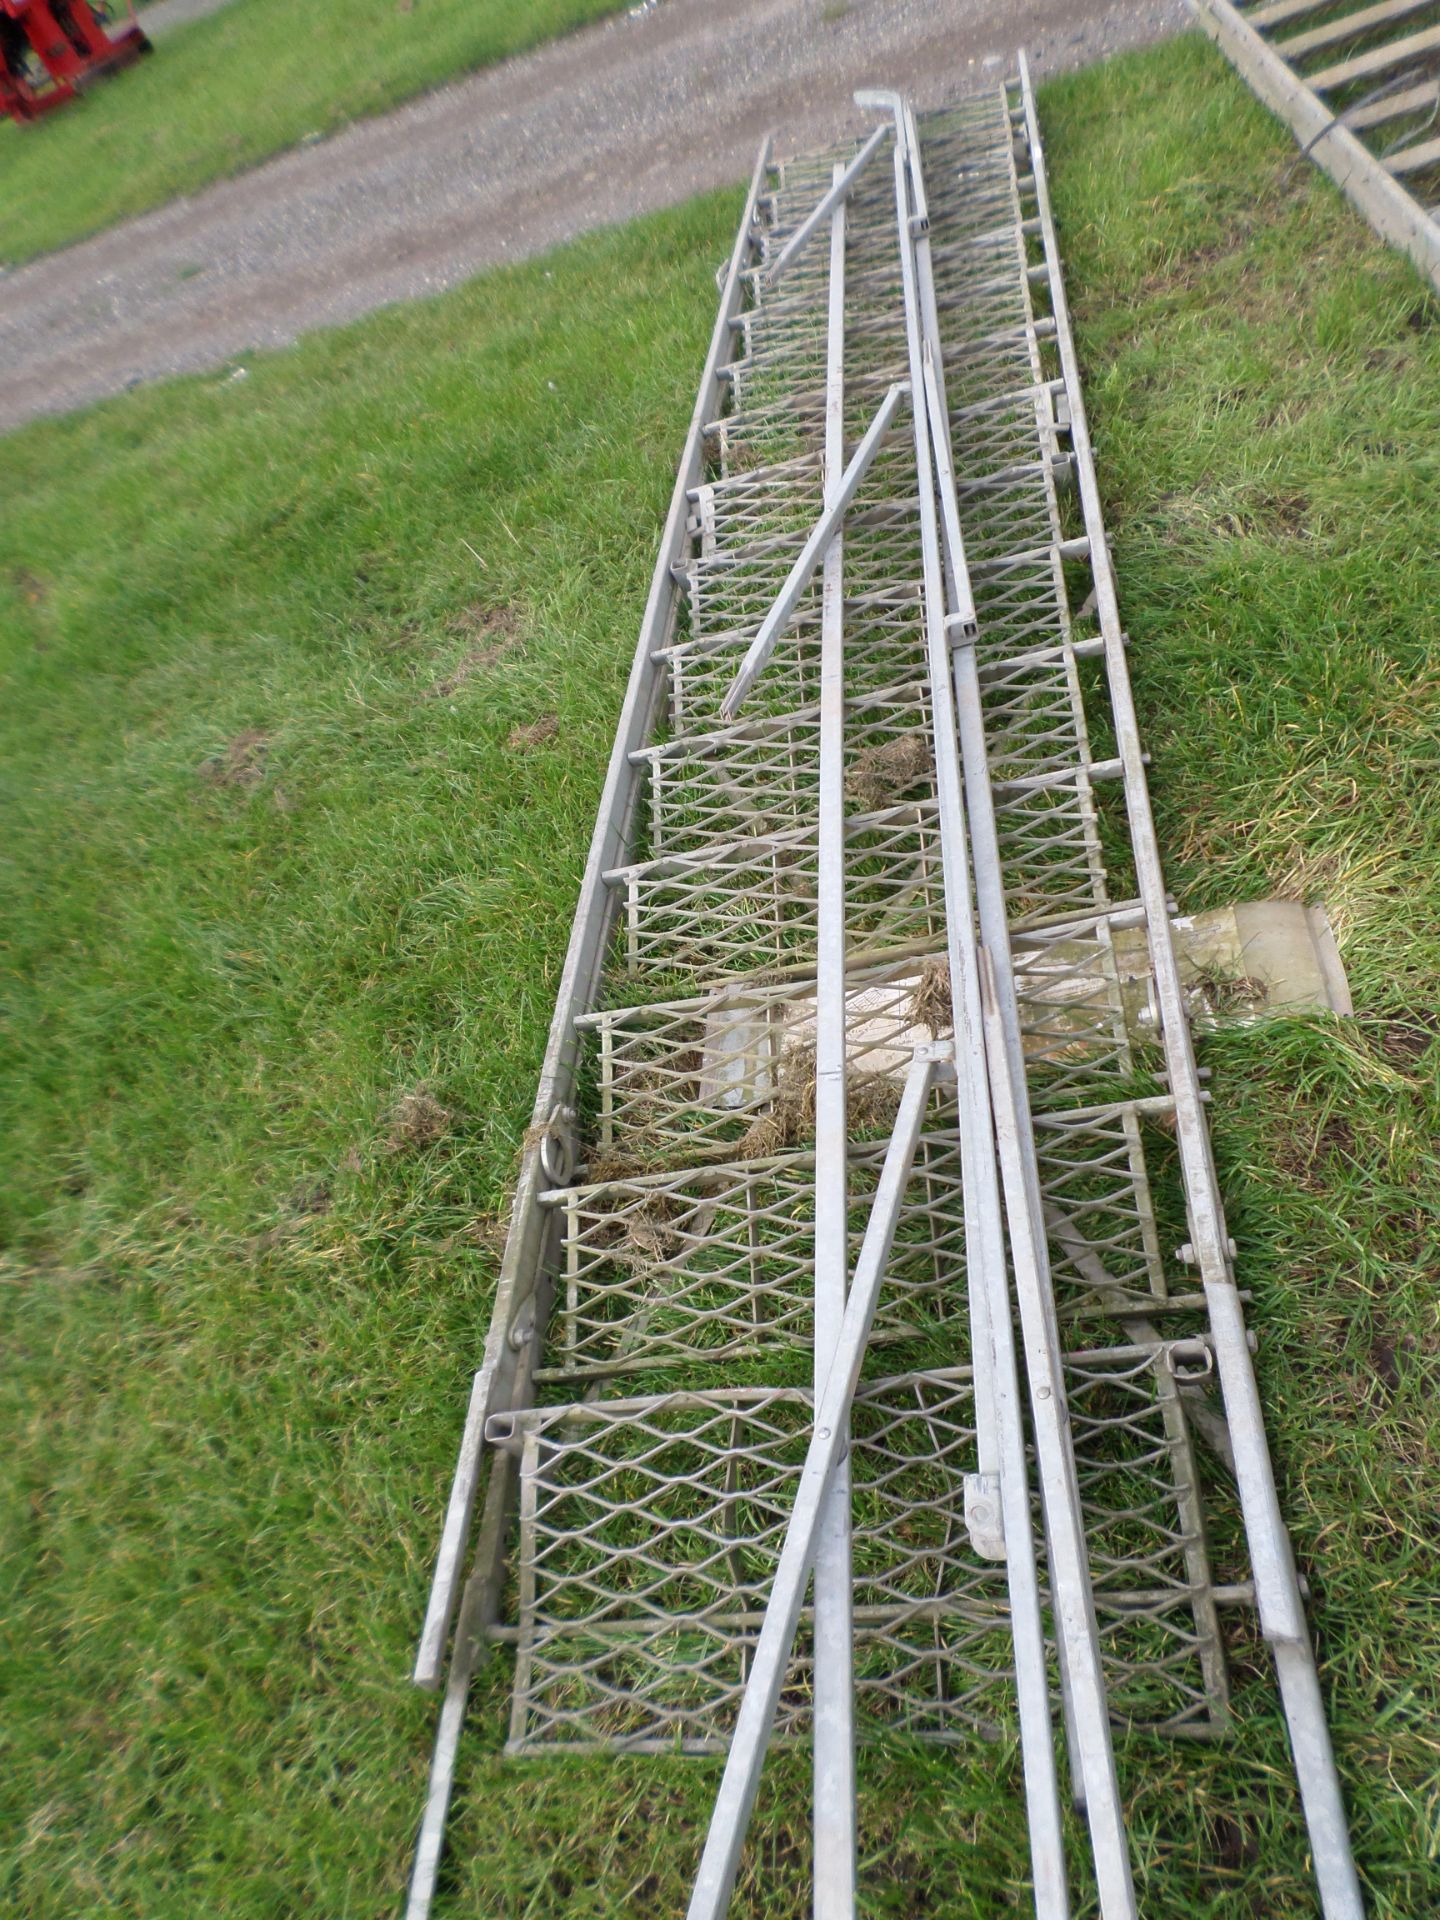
[
  {"x1": 686, "y1": 1046, "x2": 944, "y2": 1920},
  {"x1": 765, "y1": 123, "x2": 890, "y2": 282},
  {"x1": 719, "y1": 379, "x2": 909, "y2": 721}
]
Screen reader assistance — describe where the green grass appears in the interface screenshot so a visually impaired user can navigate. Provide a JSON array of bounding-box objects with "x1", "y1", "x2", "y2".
[
  {"x1": 0, "y1": 0, "x2": 623, "y2": 266},
  {"x1": 2, "y1": 31, "x2": 1438, "y2": 1919}
]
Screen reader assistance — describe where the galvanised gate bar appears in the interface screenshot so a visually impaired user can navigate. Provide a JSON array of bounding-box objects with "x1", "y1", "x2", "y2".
[
  {"x1": 406, "y1": 63, "x2": 1363, "y2": 1920},
  {"x1": 1192, "y1": 0, "x2": 1440, "y2": 296}
]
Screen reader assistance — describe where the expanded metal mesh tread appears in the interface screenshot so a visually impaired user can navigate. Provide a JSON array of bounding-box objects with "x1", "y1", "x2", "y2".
[
  {"x1": 535, "y1": 1128, "x2": 968, "y2": 1383},
  {"x1": 659, "y1": 588, "x2": 927, "y2": 731},
  {"x1": 712, "y1": 322, "x2": 1043, "y2": 477},
  {"x1": 498, "y1": 1349, "x2": 1225, "y2": 1754},
  {"x1": 682, "y1": 475, "x2": 921, "y2": 643},
  {"x1": 536, "y1": 1095, "x2": 1188, "y2": 1388},
  {"x1": 578, "y1": 934, "x2": 1157, "y2": 1163},
  {"x1": 641, "y1": 658, "x2": 1102, "y2": 852},
  {"x1": 636, "y1": 680, "x2": 935, "y2": 854},
  {"x1": 605, "y1": 799, "x2": 948, "y2": 982},
  {"x1": 604, "y1": 771, "x2": 1117, "y2": 991}
]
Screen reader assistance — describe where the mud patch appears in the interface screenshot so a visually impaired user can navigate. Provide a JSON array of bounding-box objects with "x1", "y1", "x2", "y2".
[
  {"x1": 1274, "y1": 1111, "x2": 1357, "y2": 1193},
  {"x1": 199, "y1": 729, "x2": 270, "y2": 791},
  {"x1": 1368, "y1": 1335, "x2": 1410, "y2": 1401},
  {"x1": 508, "y1": 713, "x2": 559, "y2": 751},
  {"x1": 1379, "y1": 1013, "x2": 1437, "y2": 1068},
  {"x1": 1218, "y1": 490, "x2": 1310, "y2": 540},
  {"x1": 11, "y1": 566, "x2": 47, "y2": 606},
  {"x1": 287, "y1": 1179, "x2": 332, "y2": 1216},
  {"x1": 428, "y1": 604, "x2": 523, "y2": 698},
  {"x1": 1209, "y1": 1811, "x2": 1257, "y2": 1875}
]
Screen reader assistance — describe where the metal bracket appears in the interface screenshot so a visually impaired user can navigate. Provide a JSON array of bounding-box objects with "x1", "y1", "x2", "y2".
[{"x1": 964, "y1": 1471, "x2": 1007, "y2": 1560}]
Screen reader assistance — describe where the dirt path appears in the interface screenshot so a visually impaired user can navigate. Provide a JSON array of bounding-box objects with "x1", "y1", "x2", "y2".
[
  {"x1": 139, "y1": 0, "x2": 241, "y2": 40},
  {"x1": 0, "y1": 0, "x2": 1185, "y2": 432}
]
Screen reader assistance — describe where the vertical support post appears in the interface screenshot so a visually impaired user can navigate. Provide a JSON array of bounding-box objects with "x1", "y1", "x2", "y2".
[{"x1": 812, "y1": 163, "x2": 857, "y2": 1920}]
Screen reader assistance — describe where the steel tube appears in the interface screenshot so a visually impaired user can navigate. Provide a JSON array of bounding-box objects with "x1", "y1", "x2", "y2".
[
  {"x1": 686, "y1": 1050, "x2": 940, "y2": 1920},
  {"x1": 1015, "y1": 50, "x2": 1363, "y2": 1918},
  {"x1": 865, "y1": 89, "x2": 1073, "y2": 1919},
  {"x1": 811, "y1": 162, "x2": 857, "y2": 1920},
  {"x1": 719, "y1": 379, "x2": 910, "y2": 720}
]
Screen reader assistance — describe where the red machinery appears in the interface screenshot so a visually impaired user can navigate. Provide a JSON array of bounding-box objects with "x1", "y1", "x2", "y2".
[{"x1": 0, "y1": 0, "x2": 150, "y2": 124}]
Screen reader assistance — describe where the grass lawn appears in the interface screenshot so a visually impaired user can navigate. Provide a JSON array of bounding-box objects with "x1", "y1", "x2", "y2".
[
  {"x1": 0, "y1": 0, "x2": 623, "y2": 267},
  {"x1": 2, "y1": 31, "x2": 1438, "y2": 1919}
]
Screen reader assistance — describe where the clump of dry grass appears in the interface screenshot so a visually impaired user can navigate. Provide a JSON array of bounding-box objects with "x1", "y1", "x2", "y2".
[
  {"x1": 909, "y1": 955, "x2": 953, "y2": 1035},
  {"x1": 846, "y1": 733, "x2": 933, "y2": 812},
  {"x1": 583, "y1": 1148, "x2": 647, "y2": 1185},
  {"x1": 507, "y1": 714, "x2": 559, "y2": 751},
  {"x1": 382, "y1": 1087, "x2": 455, "y2": 1154},
  {"x1": 736, "y1": 1044, "x2": 901, "y2": 1158},
  {"x1": 615, "y1": 1192, "x2": 684, "y2": 1265},
  {"x1": 198, "y1": 729, "x2": 270, "y2": 791}
]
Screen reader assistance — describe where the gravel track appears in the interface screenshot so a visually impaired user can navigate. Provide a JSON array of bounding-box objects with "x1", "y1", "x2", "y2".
[
  {"x1": 139, "y1": 0, "x2": 241, "y2": 39},
  {"x1": 0, "y1": 0, "x2": 1185, "y2": 431}
]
